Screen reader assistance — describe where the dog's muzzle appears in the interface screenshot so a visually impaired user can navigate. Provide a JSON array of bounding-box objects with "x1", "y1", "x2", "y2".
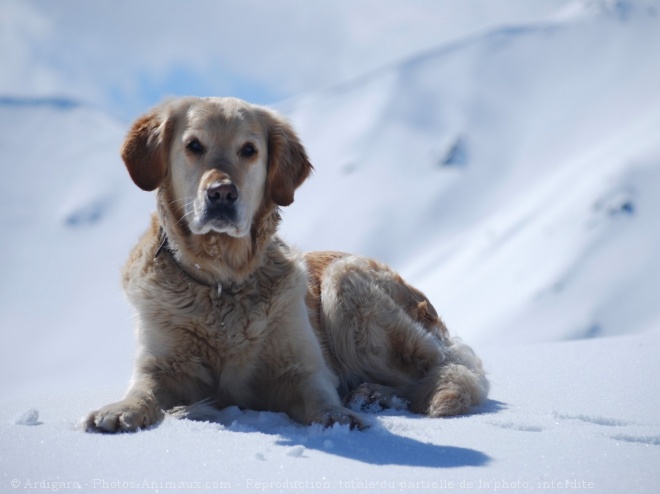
[{"x1": 203, "y1": 181, "x2": 238, "y2": 224}]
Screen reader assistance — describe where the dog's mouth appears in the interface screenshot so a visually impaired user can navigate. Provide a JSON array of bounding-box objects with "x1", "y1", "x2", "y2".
[
  {"x1": 187, "y1": 184, "x2": 247, "y2": 237},
  {"x1": 201, "y1": 205, "x2": 238, "y2": 232},
  {"x1": 188, "y1": 203, "x2": 240, "y2": 235}
]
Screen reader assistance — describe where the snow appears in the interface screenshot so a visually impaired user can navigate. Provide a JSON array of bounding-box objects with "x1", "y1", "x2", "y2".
[
  {"x1": 278, "y1": 5, "x2": 660, "y2": 344},
  {"x1": 0, "y1": 0, "x2": 572, "y2": 120},
  {"x1": 2, "y1": 1, "x2": 660, "y2": 492},
  {"x1": 2, "y1": 333, "x2": 659, "y2": 492},
  {"x1": 13, "y1": 408, "x2": 39, "y2": 426}
]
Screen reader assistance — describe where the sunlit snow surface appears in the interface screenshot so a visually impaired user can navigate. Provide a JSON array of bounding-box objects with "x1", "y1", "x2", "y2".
[{"x1": 3, "y1": 333, "x2": 659, "y2": 493}]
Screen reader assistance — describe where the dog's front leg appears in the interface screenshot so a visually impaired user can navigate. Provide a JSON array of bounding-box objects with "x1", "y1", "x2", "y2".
[
  {"x1": 274, "y1": 372, "x2": 369, "y2": 430},
  {"x1": 85, "y1": 374, "x2": 164, "y2": 433}
]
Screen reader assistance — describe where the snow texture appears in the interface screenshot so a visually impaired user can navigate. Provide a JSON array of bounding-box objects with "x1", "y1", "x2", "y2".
[
  {"x1": 13, "y1": 408, "x2": 40, "y2": 426},
  {"x1": 2, "y1": 333, "x2": 659, "y2": 493}
]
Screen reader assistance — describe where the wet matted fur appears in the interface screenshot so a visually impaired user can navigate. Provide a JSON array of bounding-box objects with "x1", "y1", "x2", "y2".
[{"x1": 85, "y1": 97, "x2": 488, "y2": 433}]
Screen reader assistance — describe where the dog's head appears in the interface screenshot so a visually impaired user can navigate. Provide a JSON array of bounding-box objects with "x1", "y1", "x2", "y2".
[{"x1": 121, "y1": 97, "x2": 312, "y2": 237}]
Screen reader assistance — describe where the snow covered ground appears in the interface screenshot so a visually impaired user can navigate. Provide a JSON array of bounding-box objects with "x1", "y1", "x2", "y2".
[
  {"x1": 2, "y1": 1, "x2": 660, "y2": 492},
  {"x1": 3, "y1": 333, "x2": 659, "y2": 493}
]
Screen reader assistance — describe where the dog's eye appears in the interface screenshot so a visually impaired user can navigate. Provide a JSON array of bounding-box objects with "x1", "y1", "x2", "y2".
[
  {"x1": 186, "y1": 139, "x2": 205, "y2": 155},
  {"x1": 239, "y1": 143, "x2": 257, "y2": 158}
]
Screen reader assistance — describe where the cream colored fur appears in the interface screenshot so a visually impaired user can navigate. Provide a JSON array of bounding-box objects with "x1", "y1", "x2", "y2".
[{"x1": 85, "y1": 97, "x2": 488, "y2": 433}]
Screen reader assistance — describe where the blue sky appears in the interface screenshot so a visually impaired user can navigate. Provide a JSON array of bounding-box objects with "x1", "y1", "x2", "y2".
[{"x1": 1, "y1": 0, "x2": 569, "y2": 121}]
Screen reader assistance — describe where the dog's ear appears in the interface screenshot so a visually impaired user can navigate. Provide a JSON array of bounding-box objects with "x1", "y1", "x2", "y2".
[
  {"x1": 121, "y1": 107, "x2": 174, "y2": 191},
  {"x1": 260, "y1": 110, "x2": 313, "y2": 207}
]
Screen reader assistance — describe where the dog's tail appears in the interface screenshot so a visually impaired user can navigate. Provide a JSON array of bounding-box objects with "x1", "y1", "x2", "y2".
[
  {"x1": 408, "y1": 336, "x2": 490, "y2": 417},
  {"x1": 449, "y1": 336, "x2": 490, "y2": 397}
]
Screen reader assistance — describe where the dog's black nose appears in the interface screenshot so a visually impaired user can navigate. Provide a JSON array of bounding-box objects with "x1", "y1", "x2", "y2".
[{"x1": 206, "y1": 182, "x2": 238, "y2": 205}]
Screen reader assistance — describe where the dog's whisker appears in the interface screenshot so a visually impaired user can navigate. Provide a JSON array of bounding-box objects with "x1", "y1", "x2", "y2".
[
  {"x1": 168, "y1": 197, "x2": 195, "y2": 206},
  {"x1": 169, "y1": 198, "x2": 195, "y2": 212},
  {"x1": 168, "y1": 198, "x2": 195, "y2": 218},
  {"x1": 174, "y1": 208, "x2": 195, "y2": 227}
]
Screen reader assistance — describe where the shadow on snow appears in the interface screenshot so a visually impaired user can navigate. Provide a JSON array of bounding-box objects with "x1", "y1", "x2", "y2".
[{"x1": 170, "y1": 401, "x2": 500, "y2": 468}]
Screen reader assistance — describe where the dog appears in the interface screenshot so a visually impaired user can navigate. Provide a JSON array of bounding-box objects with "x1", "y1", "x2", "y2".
[{"x1": 85, "y1": 97, "x2": 488, "y2": 432}]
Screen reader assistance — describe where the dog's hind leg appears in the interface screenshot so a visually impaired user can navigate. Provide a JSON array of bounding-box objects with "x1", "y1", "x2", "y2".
[
  {"x1": 343, "y1": 382, "x2": 409, "y2": 412},
  {"x1": 318, "y1": 255, "x2": 489, "y2": 418}
]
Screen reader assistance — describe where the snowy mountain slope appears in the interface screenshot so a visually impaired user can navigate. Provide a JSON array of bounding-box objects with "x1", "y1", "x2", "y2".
[
  {"x1": 2, "y1": 332, "x2": 659, "y2": 493},
  {"x1": 278, "y1": 6, "x2": 660, "y2": 343},
  {"x1": 0, "y1": 98, "x2": 152, "y2": 400},
  {"x1": 280, "y1": 6, "x2": 660, "y2": 255},
  {"x1": 412, "y1": 113, "x2": 660, "y2": 345},
  {"x1": 0, "y1": 0, "x2": 578, "y2": 121},
  {"x1": 2, "y1": 2, "x2": 660, "y2": 399}
]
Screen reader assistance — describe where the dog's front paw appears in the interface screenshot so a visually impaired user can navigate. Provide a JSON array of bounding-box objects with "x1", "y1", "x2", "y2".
[
  {"x1": 85, "y1": 400, "x2": 163, "y2": 433},
  {"x1": 316, "y1": 406, "x2": 369, "y2": 431}
]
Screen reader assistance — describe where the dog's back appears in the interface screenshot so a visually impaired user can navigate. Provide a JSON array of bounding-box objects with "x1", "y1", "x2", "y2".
[{"x1": 305, "y1": 251, "x2": 489, "y2": 416}]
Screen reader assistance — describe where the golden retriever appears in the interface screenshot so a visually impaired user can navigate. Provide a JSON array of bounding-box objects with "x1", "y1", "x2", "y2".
[{"x1": 85, "y1": 97, "x2": 488, "y2": 432}]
